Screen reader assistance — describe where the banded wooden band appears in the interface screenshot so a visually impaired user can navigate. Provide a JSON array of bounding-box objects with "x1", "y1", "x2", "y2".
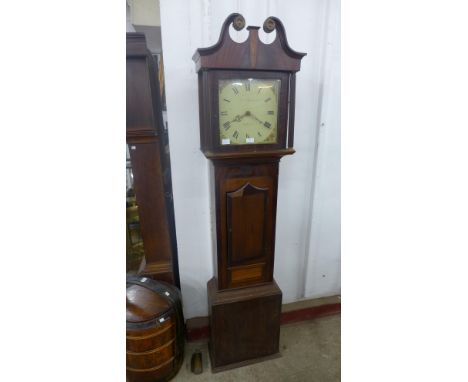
[
  {"x1": 126, "y1": 356, "x2": 175, "y2": 373},
  {"x1": 126, "y1": 338, "x2": 175, "y2": 356},
  {"x1": 126, "y1": 323, "x2": 174, "y2": 340}
]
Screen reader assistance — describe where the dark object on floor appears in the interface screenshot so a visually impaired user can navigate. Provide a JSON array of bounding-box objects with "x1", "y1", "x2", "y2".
[
  {"x1": 207, "y1": 278, "x2": 282, "y2": 372},
  {"x1": 190, "y1": 350, "x2": 203, "y2": 374},
  {"x1": 126, "y1": 276, "x2": 185, "y2": 382}
]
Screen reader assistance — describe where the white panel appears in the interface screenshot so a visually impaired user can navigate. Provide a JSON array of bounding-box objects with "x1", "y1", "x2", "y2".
[
  {"x1": 304, "y1": 0, "x2": 341, "y2": 298},
  {"x1": 131, "y1": 0, "x2": 161, "y2": 26},
  {"x1": 237, "y1": 0, "x2": 268, "y2": 26},
  {"x1": 159, "y1": 0, "x2": 213, "y2": 319},
  {"x1": 126, "y1": 3, "x2": 136, "y2": 32},
  {"x1": 274, "y1": 0, "x2": 330, "y2": 303}
]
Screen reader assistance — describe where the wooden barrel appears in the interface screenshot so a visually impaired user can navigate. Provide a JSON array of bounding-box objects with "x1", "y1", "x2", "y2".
[{"x1": 126, "y1": 277, "x2": 185, "y2": 382}]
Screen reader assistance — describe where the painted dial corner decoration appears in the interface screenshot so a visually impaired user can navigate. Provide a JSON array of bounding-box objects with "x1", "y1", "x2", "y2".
[{"x1": 218, "y1": 78, "x2": 280, "y2": 145}]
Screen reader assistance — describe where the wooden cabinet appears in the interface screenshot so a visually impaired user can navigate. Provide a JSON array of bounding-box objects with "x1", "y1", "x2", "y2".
[{"x1": 127, "y1": 33, "x2": 180, "y2": 287}]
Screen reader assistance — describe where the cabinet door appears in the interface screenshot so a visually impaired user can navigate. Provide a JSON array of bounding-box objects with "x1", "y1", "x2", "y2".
[
  {"x1": 227, "y1": 183, "x2": 269, "y2": 266},
  {"x1": 216, "y1": 162, "x2": 279, "y2": 289}
]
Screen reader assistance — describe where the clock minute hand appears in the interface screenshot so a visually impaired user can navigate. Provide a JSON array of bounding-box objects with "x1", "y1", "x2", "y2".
[{"x1": 249, "y1": 112, "x2": 264, "y2": 125}]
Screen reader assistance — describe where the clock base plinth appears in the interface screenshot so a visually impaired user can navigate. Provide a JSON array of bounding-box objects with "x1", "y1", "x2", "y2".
[{"x1": 207, "y1": 277, "x2": 282, "y2": 372}]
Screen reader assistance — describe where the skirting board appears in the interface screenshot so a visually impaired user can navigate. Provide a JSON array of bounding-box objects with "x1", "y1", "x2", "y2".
[{"x1": 186, "y1": 295, "x2": 341, "y2": 342}]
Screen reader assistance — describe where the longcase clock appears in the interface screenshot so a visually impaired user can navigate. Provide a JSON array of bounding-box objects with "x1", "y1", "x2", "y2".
[
  {"x1": 127, "y1": 33, "x2": 180, "y2": 287},
  {"x1": 193, "y1": 14, "x2": 306, "y2": 371}
]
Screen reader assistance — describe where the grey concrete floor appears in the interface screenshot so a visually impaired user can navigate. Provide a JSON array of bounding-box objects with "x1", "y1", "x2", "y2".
[{"x1": 173, "y1": 314, "x2": 340, "y2": 382}]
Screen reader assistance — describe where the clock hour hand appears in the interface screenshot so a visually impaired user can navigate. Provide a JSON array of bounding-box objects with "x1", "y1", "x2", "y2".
[{"x1": 230, "y1": 113, "x2": 248, "y2": 123}]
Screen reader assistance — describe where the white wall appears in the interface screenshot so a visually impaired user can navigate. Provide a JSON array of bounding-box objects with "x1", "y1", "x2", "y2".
[
  {"x1": 126, "y1": 2, "x2": 136, "y2": 32},
  {"x1": 304, "y1": 0, "x2": 341, "y2": 298},
  {"x1": 159, "y1": 0, "x2": 340, "y2": 319},
  {"x1": 128, "y1": 0, "x2": 161, "y2": 26}
]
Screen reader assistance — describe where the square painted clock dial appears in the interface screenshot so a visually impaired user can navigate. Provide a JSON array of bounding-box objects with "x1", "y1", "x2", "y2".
[{"x1": 218, "y1": 78, "x2": 280, "y2": 145}]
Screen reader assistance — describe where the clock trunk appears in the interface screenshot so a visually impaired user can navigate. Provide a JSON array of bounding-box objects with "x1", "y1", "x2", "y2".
[{"x1": 212, "y1": 158, "x2": 279, "y2": 290}]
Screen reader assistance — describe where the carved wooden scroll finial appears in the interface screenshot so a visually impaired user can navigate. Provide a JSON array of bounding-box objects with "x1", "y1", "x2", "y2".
[
  {"x1": 233, "y1": 14, "x2": 245, "y2": 31},
  {"x1": 263, "y1": 17, "x2": 276, "y2": 33},
  {"x1": 193, "y1": 13, "x2": 306, "y2": 72}
]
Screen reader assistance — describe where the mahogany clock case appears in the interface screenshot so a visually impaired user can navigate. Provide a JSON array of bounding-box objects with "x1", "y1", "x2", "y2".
[{"x1": 193, "y1": 13, "x2": 306, "y2": 371}]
